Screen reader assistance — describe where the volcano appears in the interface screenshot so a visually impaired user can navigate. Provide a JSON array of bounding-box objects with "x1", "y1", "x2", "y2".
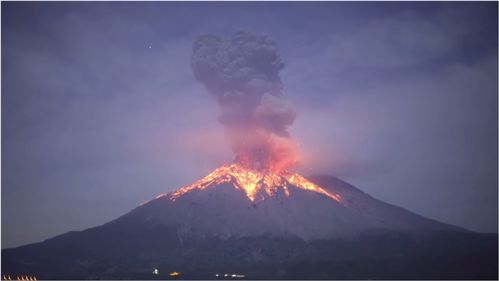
[{"x1": 2, "y1": 163, "x2": 497, "y2": 279}]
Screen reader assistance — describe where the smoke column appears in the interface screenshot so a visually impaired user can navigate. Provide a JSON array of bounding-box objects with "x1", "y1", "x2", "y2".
[{"x1": 191, "y1": 31, "x2": 297, "y2": 172}]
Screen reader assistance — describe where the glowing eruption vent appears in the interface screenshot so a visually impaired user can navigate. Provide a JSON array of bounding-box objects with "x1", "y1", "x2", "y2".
[
  {"x1": 165, "y1": 32, "x2": 344, "y2": 206},
  {"x1": 168, "y1": 163, "x2": 342, "y2": 203}
]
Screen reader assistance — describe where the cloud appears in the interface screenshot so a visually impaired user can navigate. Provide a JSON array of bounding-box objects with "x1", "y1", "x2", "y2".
[{"x1": 191, "y1": 31, "x2": 297, "y2": 171}]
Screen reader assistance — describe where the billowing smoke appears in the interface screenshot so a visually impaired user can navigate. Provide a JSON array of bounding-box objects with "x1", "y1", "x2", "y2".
[{"x1": 191, "y1": 31, "x2": 298, "y2": 172}]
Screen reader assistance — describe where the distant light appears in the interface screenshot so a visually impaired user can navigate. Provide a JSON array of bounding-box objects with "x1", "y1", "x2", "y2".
[
  {"x1": 153, "y1": 269, "x2": 159, "y2": 275},
  {"x1": 230, "y1": 273, "x2": 245, "y2": 278},
  {"x1": 169, "y1": 272, "x2": 181, "y2": 277}
]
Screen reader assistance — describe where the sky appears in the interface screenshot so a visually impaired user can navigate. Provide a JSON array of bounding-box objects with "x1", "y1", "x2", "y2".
[{"x1": 2, "y1": 2, "x2": 497, "y2": 248}]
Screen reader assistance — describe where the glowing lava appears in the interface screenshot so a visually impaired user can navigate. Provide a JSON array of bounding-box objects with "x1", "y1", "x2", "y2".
[{"x1": 168, "y1": 163, "x2": 342, "y2": 203}]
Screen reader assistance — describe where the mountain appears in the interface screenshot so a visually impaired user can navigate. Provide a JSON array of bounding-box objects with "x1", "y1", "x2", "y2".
[{"x1": 2, "y1": 165, "x2": 497, "y2": 279}]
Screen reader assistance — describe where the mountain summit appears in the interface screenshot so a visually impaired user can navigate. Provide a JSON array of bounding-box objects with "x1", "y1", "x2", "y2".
[
  {"x1": 131, "y1": 163, "x2": 460, "y2": 241},
  {"x1": 2, "y1": 164, "x2": 497, "y2": 279}
]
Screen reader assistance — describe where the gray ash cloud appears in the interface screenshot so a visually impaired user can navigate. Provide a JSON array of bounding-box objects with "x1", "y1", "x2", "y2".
[{"x1": 191, "y1": 31, "x2": 297, "y2": 171}]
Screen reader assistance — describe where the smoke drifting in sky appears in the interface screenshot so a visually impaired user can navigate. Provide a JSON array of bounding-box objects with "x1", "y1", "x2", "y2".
[{"x1": 191, "y1": 31, "x2": 297, "y2": 171}]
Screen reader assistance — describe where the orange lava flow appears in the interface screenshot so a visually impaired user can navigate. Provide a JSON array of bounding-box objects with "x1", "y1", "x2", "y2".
[
  {"x1": 168, "y1": 163, "x2": 342, "y2": 203},
  {"x1": 139, "y1": 193, "x2": 166, "y2": 206}
]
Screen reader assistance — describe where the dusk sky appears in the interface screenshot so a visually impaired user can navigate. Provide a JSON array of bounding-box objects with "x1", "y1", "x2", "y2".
[{"x1": 2, "y1": 2, "x2": 497, "y2": 248}]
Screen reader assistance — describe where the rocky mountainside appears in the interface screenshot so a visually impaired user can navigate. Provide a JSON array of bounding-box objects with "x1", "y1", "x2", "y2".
[
  {"x1": 123, "y1": 174, "x2": 462, "y2": 241},
  {"x1": 2, "y1": 173, "x2": 497, "y2": 279}
]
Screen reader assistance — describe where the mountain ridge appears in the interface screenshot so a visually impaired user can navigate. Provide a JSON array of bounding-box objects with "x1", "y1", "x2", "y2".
[{"x1": 2, "y1": 172, "x2": 497, "y2": 279}]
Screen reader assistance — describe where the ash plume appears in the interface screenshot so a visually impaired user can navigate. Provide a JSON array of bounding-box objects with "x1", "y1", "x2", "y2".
[{"x1": 191, "y1": 31, "x2": 297, "y2": 171}]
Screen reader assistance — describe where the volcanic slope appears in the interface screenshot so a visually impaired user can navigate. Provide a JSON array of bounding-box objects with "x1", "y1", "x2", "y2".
[
  {"x1": 129, "y1": 163, "x2": 462, "y2": 241},
  {"x1": 2, "y1": 164, "x2": 497, "y2": 279}
]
